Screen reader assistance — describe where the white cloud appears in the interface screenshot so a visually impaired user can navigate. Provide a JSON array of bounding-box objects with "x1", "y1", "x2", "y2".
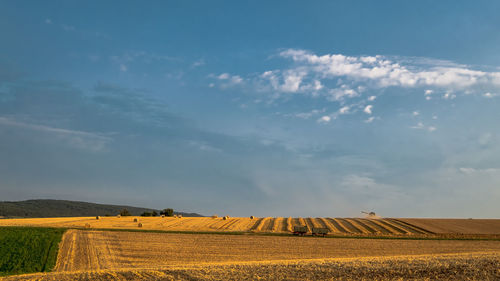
[
  {"x1": 192, "y1": 59, "x2": 205, "y2": 67},
  {"x1": 327, "y1": 85, "x2": 358, "y2": 101},
  {"x1": 367, "y1": 95, "x2": 376, "y2": 101},
  {"x1": 363, "y1": 105, "x2": 373, "y2": 114},
  {"x1": 364, "y1": 116, "x2": 375, "y2": 123},
  {"x1": 410, "y1": 122, "x2": 436, "y2": 132},
  {"x1": 424, "y1": 89, "x2": 433, "y2": 95},
  {"x1": 339, "y1": 106, "x2": 350, "y2": 114},
  {"x1": 120, "y1": 64, "x2": 127, "y2": 72},
  {"x1": 279, "y1": 49, "x2": 496, "y2": 89},
  {"x1": 45, "y1": 19, "x2": 52, "y2": 24},
  {"x1": 412, "y1": 111, "x2": 420, "y2": 116},
  {"x1": 411, "y1": 122, "x2": 424, "y2": 129},
  {"x1": 459, "y1": 167, "x2": 500, "y2": 175},
  {"x1": 213, "y1": 73, "x2": 244, "y2": 88},
  {"x1": 295, "y1": 109, "x2": 325, "y2": 119},
  {"x1": 443, "y1": 92, "x2": 456, "y2": 99},
  {"x1": 483, "y1": 92, "x2": 499, "y2": 98},
  {"x1": 317, "y1": 116, "x2": 331, "y2": 123},
  {"x1": 218, "y1": 73, "x2": 230, "y2": 80}
]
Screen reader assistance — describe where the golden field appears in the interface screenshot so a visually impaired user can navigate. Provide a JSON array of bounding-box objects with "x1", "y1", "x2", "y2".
[
  {"x1": 2, "y1": 216, "x2": 500, "y2": 237},
  {"x1": 0, "y1": 216, "x2": 442, "y2": 236},
  {"x1": 2, "y1": 217, "x2": 500, "y2": 280},
  {"x1": 2, "y1": 229, "x2": 500, "y2": 280}
]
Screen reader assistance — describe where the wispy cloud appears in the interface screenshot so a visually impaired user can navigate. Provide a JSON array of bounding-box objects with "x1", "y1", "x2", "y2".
[{"x1": 0, "y1": 117, "x2": 112, "y2": 152}]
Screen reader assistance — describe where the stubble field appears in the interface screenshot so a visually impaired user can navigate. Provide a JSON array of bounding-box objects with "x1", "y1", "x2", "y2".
[
  {"x1": 2, "y1": 217, "x2": 500, "y2": 280},
  {"x1": 5, "y1": 216, "x2": 497, "y2": 236},
  {"x1": 2, "y1": 229, "x2": 500, "y2": 280}
]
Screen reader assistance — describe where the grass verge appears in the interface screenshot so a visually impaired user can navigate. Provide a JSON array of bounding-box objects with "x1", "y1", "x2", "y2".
[{"x1": 0, "y1": 227, "x2": 66, "y2": 276}]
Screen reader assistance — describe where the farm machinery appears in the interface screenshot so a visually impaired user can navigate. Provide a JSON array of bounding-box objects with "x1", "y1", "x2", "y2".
[
  {"x1": 293, "y1": 226, "x2": 329, "y2": 237},
  {"x1": 361, "y1": 211, "x2": 377, "y2": 217}
]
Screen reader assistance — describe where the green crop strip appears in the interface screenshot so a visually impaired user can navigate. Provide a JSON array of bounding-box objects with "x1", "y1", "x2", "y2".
[{"x1": 0, "y1": 227, "x2": 66, "y2": 276}]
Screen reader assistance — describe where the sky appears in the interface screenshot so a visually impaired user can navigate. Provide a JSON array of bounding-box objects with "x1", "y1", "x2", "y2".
[{"x1": 1, "y1": 1, "x2": 500, "y2": 218}]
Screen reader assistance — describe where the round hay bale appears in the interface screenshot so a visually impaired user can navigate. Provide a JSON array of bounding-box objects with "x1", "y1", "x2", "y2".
[
  {"x1": 161, "y1": 215, "x2": 165, "y2": 218},
  {"x1": 177, "y1": 215, "x2": 182, "y2": 218},
  {"x1": 96, "y1": 216, "x2": 100, "y2": 220},
  {"x1": 223, "y1": 216, "x2": 228, "y2": 220},
  {"x1": 133, "y1": 218, "x2": 138, "y2": 222},
  {"x1": 85, "y1": 223, "x2": 91, "y2": 228},
  {"x1": 138, "y1": 223, "x2": 143, "y2": 228},
  {"x1": 250, "y1": 216, "x2": 255, "y2": 219},
  {"x1": 211, "y1": 215, "x2": 218, "y2": 219},
  {"x1": 117, "y1": 215, "x2": 121, "y2": 218}
]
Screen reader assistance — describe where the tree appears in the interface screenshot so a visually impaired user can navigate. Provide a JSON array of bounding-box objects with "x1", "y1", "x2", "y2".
[
  {"x1": 152, "y1": 210, "x2": 158, "y2": 217},
  {"x1": 140, "y1": 212, "x2": 152, "y2": 217},
  {"x1": 120, "y1": 209, "x2": 131, "y2": 216},
  {"x1": 160, "y1": 208, "x2": 174, "y2": 217}
]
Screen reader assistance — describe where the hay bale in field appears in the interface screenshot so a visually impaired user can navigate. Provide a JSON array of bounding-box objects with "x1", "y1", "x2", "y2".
[
  {"x1": 96, "y1": 216, "x2": 100, "y2": 220},
  {"x1": 223, "y1": 216, "x2": 229, "y2": 220},
  {"x1": 161, "y1": 215, "x2": 165, "y2": 218},
  {"x1": 133, "y1": 218, "x2": 138, "y2": 222},
  {"x1": 85, "y1": 223, "x2": 91, "y2": 228},
  {"x1": 211, "y1": 215, "x2": 218, "y2": 219},
  {"x1": 250, "y1": 216, "x2": 255, "y2": 219},
  {"x1": 117, "y1": 215, "x2": 121, "y2": 218},
  {"x1": 177, "y1": 215, "x2": 182, "y2": 218},
  {"x1": 138, "y1": 223, "x2": 143, "y2": 228}
]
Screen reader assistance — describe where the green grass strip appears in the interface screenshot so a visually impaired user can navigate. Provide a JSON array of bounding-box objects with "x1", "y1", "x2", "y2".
[{"x1": 0, "y1": 227, "x2": 66, "y2": 276}]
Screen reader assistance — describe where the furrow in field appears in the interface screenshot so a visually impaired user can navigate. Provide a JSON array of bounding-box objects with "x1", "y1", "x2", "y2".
[
  {"x1": 386, "y1": 219, "x2": 426, "y2": 234},
  {"x1": 261, "y1": 217, "x2": 274, "y2": 232},
  {"x1": 327, "y1": 218, "x2": 348, "y2": 233},
  {"x1": 280, "y1": 218, "x2": 289, "y2": 232},
  {"x1": 250, "y1": 217, "x2": 266, "y2": 231},
  {"x1": 348, "y1": 219, "x2": 377, "y2": 234},
  {"x1": 359, "y1": 219, "x2": 390, "y2": 234},
  {"x1": 391, "y1": 219, "x2": 435, "y2": 234},
  {"x1": 221, "y1": 218, "x2": 241, "y2": 230},
  {"x1": 304, "y1": 218, "x2": 316, "y2": 231},
  {"x1": 376, "y1": 219, "x2": 410, "y2": 234},
  {"x1": 317, "y1": 218, "x2": 336, "y2": 232},
  {"x1": 311, "y1": 218, "x2": 324, "y2": 228},
  {"x1": 335, "y1": 218, "x2": 362, "y2": 234},
  {"x1": 298, "y1": 218, "x2": 308, "y2": 231}
]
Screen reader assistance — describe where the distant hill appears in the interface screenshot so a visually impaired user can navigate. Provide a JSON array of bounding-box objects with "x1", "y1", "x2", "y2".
[{"x1": 0, "y1": 199, "x2": 203, "y2": 218}]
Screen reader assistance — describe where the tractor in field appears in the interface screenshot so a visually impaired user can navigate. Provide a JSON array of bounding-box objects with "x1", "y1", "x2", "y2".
[
  {"x1": 311, "y1": 227, "x2": 329, "y2": 237},
  {"x1": 293, "y1": 226, "x2": 308, "y2": 236}
]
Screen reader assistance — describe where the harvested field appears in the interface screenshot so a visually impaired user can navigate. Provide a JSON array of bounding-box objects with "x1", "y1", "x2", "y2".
[
  {"x1": 1, "y1": 217, "x2": 500, "y2": 237},
  {"x1": 2, "y1": 230, "x2": 500, "y2": 281},
  {"x1": 49, "y1": 230, "x2": 500, "y2": 271},
  {"x1": 2, "y1": 252, "x2": 499, "y2": 281},
  {"x1": 398, "y1": 218, "x2": 500, "y2": 235}
]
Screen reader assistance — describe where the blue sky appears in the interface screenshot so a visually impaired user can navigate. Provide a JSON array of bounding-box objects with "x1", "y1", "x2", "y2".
[{"x1": 1, "y1": 1, "x2": 500, "y2": 217}]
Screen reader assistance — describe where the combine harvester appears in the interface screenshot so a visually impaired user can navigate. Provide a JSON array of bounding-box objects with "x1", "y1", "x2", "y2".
[{"x1": 361, "y1": 211, "x2": 377, "y2": 217}]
